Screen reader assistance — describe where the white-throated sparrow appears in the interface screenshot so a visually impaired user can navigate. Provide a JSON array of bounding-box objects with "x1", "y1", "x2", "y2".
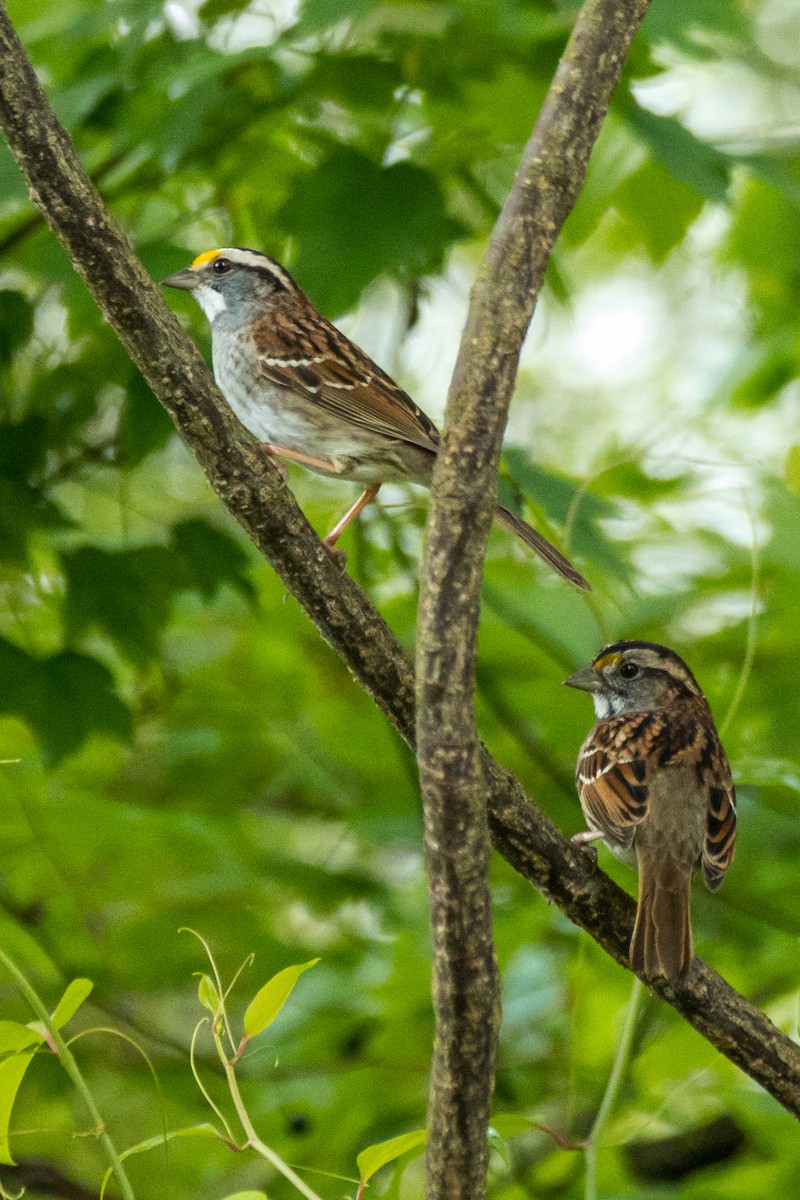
[
  {"x1": 565, "y1": 641, "x2": 736, "y2": 984},
  {"x1": 162, "y1": 248, "x2": 589, "y2": 589}
]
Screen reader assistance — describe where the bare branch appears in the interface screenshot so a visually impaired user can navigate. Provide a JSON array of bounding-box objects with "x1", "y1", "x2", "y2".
[
  {"x1": 0, "y1": 0, "x2": 798, "y2": 1129},
  {"x1": 416, "y1": 2, "x2": 651, "y2": 1194}
]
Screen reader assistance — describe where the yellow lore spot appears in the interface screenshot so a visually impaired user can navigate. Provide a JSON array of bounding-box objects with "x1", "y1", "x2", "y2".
[
  {"x1": 190, "y1": 249, "x2": 222, "y2": 269},
  {"x1": 593, "y1": 652, "x2": 622, "y2": 670}
]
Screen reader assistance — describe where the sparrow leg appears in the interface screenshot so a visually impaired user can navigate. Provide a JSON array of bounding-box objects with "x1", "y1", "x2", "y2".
[
  {"x1": 260, "y1": 445, "x2": 289, "y2": 482},
  {"x1": 324, "y1": 484, "x2": 381, "y2": 547},
  {"x1": 260, "y1": 442, "x2": 340, "y2": 475},
  {"x1": 571, "y1": 830, "x2": 606, "y2": 846}
]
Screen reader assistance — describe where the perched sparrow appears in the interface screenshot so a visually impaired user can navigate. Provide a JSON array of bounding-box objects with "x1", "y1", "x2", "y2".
[
  {"x1": 162, "y1": 248, "x2": 589, "y2": 590},
  {"x1": 565, "y1": 641, "x2": 736, "y2": 984}
]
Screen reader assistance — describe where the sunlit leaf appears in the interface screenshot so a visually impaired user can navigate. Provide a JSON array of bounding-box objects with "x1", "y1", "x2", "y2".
[
  {"x1": 786, "y1": 446, "x2": 800, "y2": 498},
  {"x1": 280, "y1": 148, "x2": 464, "y2": 315},
  {"x1": 357, "y1": 1129, "x2": 427, "y2": 1183},
  {"x1": 50, "y1": 978, "x2": 93, "y2": 1030},
  {"x1": 0, "y1": 1022, "x2": 43, "y2": 1166},
  {"x1": 197, "y1": 974, "x2": 219, "y2": 1014},
  {"x1": 243, "y1": 959, "x2": 319, "y2": 1039},
  {"x1": 220, "y1": 1192, "x2": 270, "y2": 1200}
]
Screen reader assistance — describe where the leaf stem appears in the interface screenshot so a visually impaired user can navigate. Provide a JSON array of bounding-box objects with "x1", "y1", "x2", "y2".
[
  {"x1": 0, "y1": 949, "x2": 137, "y2": 1200},
  {"x1": 584, "y1": 976, "x2": 644, "y2": 1200},
  {"x1": 213, "y1": 1031, "x2": 323, "y2": 1200}
]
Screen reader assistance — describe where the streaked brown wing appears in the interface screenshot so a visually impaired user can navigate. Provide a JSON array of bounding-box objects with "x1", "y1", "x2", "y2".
[
  {"x1": 577, "y1": 757, "x2": 649, "y2": 849},
  {"x1": 249, "y1": 310, "x2": 440, "y2": 453},
  {"x1": 702, "y1": 777, "x2": 736, "y2": 890},
  {"x1": 575, "y1": 712, "x2": 668, "y2": 848}
]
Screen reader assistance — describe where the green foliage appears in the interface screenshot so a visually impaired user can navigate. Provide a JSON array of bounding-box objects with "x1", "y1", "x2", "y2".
[
  {"x1": 1, "y1": 0, "x2": 800, "y2": 1198},
  {"x1": 0, "y1": 640, "x2": 131, "y2": 762},
  {"x1": 0, "y1": 1021, "x2": 41, "y2": 1165},
  {"x1": 243, "y1": 960, "x2": 319, "y2": 1039},
  {"x1": 49, "y1": 977, "x2": 93, "y2": 1029},
  {"x1": 357, "y1": 1129, "x2": 427, "y2": 1185}
]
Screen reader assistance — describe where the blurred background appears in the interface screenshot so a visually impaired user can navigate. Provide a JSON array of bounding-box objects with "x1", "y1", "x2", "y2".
[{"x1": 1, "y1": 0, "x2": 799, "y2": 1196}]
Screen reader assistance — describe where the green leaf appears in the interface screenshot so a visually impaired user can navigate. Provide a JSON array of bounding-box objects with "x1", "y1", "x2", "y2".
[
  {"x1": 486, "y1": 1125, "x2": 510, "y2": 1167},
  {"x1": 305, "y1": 53, "x2": 404, "y2": 110},
  {"x1": 357, "y1": 1129, "x2": 427, "y2": 1183},
  {"x1": 171, "y1": 520, "x2": 256, "y2": 605},
  {"x1": 116, "y1": 372, "x2": 176, "y2": 468},
  {"x1": 62, "y1": 544, "x2": 179, "y2": 669},
  {"x1": 62, "y1": 525, "x2": 254, "y2": 668},
  {"x1": 242, "y1": 959, "x2": 319, "y2": 1039},
  {"x1": 0, "y1": 1021, "x2": 44, "y2": 1166},
  {"x1": 0, "y1": 639, "x2": 132, "y2": 762},
  {"x1": 489, "y1": 1113, "x2": 540, "y2": 1139},
  {"x1": 197, "y1": 974, "x2": 219, "y2": 1014},
  {"x1": 0, "y1": 417, "x2": 71, "y2": 562},
  {"x1": 614, "y1": 157, "x2": 704, "y2": 262},
  {"x1": 0, "y1": 416, "x2": 50, "y2": 479},
  {"x1": 50, "y1": 978, "x2": 93, "y2": 1030},
  {"x1": 101, "y1": 1124, "x2": 221, "y2": 1199},
  {"x1": 280, "y1": 148, "x2": 464, "y2": 315},
  {"x1": 0, "y1": 291, "x2": 34, "y2": 363},
  {"x1": 0, "y1": 476, "x2": 70, "y2": 564},
  {"x1": 624, "y1": 105, "x2": 730, "y2": 203},
  {"x1": 221, "y1": 1193, "x2": 270, "y2": 1200},
  {"x1": 786, "y1": 446, "x2": 800, "y2": 498}
]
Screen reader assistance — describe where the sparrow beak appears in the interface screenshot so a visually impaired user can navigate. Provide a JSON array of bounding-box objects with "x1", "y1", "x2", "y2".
[
  {"x1": 564, "y1": 665, "x2": 602, "y2": 693},
  {"x1": 161, "y1": 267, "x2": 200, "y2": 291}
]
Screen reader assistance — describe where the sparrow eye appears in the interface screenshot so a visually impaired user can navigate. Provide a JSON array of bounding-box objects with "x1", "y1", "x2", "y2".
[
  {"x1": 212, "y1": 257, "x2": 232, "y2": 275},
  {"x1": 620, "y1": 662, "x2": 639, "y2": 680}
]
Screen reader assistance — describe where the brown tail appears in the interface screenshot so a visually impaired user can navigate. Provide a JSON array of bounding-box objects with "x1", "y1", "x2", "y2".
[
  {"x1": 630, "y1": 857, "x2": 693, "y2": 985},
  {"x1": 494, "y1": 504, "x2": 591, "y2": 590}
]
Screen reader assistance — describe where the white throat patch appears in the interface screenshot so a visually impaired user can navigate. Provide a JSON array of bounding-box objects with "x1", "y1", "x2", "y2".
[{"x1": 195, "y1": 285, "x2": 227, "y2": 322}]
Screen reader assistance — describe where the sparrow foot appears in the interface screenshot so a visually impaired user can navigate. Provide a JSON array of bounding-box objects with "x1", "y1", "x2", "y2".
[
  {"x1": 325, "y1": 542, "x2": 348, "y2": 568},
  {"x1": 260, "y1": 444, "x2": 289, "y2": 483},
  {"x1": 571, "y1": 830, "x2": 605, "y2": 847}
]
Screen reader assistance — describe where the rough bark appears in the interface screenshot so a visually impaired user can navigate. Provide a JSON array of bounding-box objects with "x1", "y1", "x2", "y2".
[
  {"x1": 416, "y1": 1, "x2": 651, "y2": 1195},
  {"x1": 1, "y1": 0, "x2": 799, "y2": 1134}
]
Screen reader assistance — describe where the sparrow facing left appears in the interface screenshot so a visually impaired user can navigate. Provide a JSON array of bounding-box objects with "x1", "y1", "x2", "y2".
[
  {"x1": 565, "y1": 641, "x2": 737, "y2": 984},
  {"x1": 162, "y1": 248, "x2": 590, "y2": 589}
]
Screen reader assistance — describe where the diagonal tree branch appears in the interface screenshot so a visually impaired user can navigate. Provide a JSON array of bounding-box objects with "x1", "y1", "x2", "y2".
[
  {"x1": 416, "y1": 2, "x2": 651, "y2": 1194},
  {"x1": 0, "y1": 0, "x2": 798, "y2": 1128}
]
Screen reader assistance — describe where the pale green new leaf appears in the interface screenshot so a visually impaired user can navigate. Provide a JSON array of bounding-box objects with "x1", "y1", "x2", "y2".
[
  {"x1": 786, "y1": 445, "x2": 800, "y2": 497},
  {"x1": 356, "y1": 1129, "x2": 427, "y2": 1183},
  {"x1": 100, "y1": 1124, "x2": 221, "y2": 1199},
  {"x1": 0, "y1": 1021, "x2": 44, "y2": 1166},
  {"x1": 243, "y1": 959, "x2": 319, "y2": 1039},
  {"x1": 197, "y1": 973, "x2": 220, "y2": 1014},
  {"x1": 488, "y1": 1113, "x2": 540, "y2": 1139},
  {"x1": 50, "y1": 978, "x2": 93, "y2": 1030},
  {"x1": 221, "y1": 1192, "x2": 270, "y2": 1200}
]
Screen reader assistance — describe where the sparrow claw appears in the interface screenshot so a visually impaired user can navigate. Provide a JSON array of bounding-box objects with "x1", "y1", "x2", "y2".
[
  {"x1": 325, "y1": 542, "x2": 348, "y2": 568},
  {"x1": 571, "y1": 830, "x2": 600, "y2": 873},
  {"x1": 260, "y1": 444, "x2": 289, "y2": 483}
]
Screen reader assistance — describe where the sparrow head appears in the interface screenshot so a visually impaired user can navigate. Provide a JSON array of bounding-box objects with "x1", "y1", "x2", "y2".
[
  {"x1": 564, "y1": 641, "x2": 703, "y2": 719},
  {"x1": 162, "y1": 248, "x2": 295, "y2": 325}
]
